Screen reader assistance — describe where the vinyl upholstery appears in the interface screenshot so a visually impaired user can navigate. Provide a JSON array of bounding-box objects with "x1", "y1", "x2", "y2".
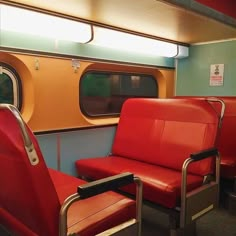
[
  {"x1": 76, "y1": 98, "x2": 219, "y2": 208},
  {"x1": 0, "y1": 108, "x2": 136, "y2": 236},
  {"x1": 175, "y1": 96, "x2": 236, "y2": 180}
]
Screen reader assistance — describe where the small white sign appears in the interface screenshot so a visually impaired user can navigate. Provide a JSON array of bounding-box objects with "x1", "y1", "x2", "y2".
[{"x1": 210, "y1": 64, "x2": 224, "y2": 86}]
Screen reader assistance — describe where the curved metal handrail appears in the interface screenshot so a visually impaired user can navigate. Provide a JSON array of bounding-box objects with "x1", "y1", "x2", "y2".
[
  {"x1": 0, "y1": 104, "x2": 39, "y2": 165},
  {"x1": 206, "y1": 97, "x2": 225, "y2": 128},
  {"x1": 59, "y1": 175, "x2": 143, "y2": 236}
]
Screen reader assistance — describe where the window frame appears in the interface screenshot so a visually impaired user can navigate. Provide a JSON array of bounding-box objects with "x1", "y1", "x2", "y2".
[
  {"x1": 79, "y1": 70, "x2": 158, "y2": 117},
  {"x1": 0, "y1": 62, "x2": 22, "y2": 109}
]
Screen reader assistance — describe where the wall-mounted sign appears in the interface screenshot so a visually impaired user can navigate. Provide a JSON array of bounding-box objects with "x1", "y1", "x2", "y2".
[{"x1": 210, "y1": 64, "x2": 224, "y2": 86}]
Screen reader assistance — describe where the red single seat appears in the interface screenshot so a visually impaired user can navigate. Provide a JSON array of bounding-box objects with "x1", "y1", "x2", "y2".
[{"x1": 0, "y1": 104, "x2": 142, "y2": 236}]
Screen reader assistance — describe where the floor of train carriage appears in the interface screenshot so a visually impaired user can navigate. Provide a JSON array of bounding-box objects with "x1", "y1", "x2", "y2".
[
  {"x1": 1, "y1": 205, "x2": 235, "y2": 236},
  {"x1": 0, "y1": 204, "x2": 235, "y2": 236},
  {"x1": 1, "y1": 182, "x2": 236, "y2": 236},
  {"x1": 142, "y1": 181, "x2": 236, "y2": 236},
  {"x1": 142, "y1": 204, "x2": 236, "y2": 236}
]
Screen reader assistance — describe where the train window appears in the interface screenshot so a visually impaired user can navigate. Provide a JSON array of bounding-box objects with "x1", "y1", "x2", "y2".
[
  {"x1": 0, "y1": 63, "x2": 21, "y2": 109},
  {"x1": 80, "y1": 71, "x2": 158, "y2": 116}
]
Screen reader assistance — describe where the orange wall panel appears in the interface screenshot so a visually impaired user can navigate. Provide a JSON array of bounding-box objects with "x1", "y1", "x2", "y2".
[{"x1": 0, "y1": 51, "x2": 175, "y2": 132}]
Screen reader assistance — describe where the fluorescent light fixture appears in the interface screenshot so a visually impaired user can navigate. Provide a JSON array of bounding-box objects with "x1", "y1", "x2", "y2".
[
  {"x1": 0, "y1": 4, "x2": 189, "y2": 58},
  {"x1": 90, "y1": 26, "x2": 187, "y2": 58},
  {"x1": 175, "y1": 45, "x2": 189, "y2": 58},
  {"x1": 0, "y1": 5, "x2": 92, "y2": 43}
]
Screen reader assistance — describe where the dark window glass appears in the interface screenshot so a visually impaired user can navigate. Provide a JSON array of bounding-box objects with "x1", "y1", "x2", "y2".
[
  {"x1": 0, "y1": 73, "x2": 13, "y2": 104},
  {"x1": 80, "y1": 71, "x2": 158, "y2": 116},
  {"x1": 0, "y1": 63, "x2": 21, "y2": 109}
]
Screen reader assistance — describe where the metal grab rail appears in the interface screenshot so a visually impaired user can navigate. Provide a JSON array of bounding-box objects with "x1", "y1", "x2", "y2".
[
  {"x1": 59, "y1": 175, "x2": 143, "y2": 236},
  {"x1": 179, "y1": 98, "x2": 225, "y2": 228},
  {"x1": 0, "y1": 104, "x2": 39, "y2": 165},
  {"x1": 180, "y1": 148, "x2": 220, "y2": 228},
  {"x1": 205, "y1": 97, "x2": 225, "y2": 128}
]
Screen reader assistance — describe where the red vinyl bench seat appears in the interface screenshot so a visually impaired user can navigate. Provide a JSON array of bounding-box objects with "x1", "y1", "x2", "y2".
[{"x1": 76, "y1": 98, "x2": 223, "y2": 234}]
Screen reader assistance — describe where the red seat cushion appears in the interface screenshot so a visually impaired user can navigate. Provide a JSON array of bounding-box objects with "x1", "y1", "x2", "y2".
[
  {"x1": 49, "y1": 169, "x2": 136, "y2": 236},
  {"x1": 76, "y1": 156, "x2": 203, "y2": 208}
]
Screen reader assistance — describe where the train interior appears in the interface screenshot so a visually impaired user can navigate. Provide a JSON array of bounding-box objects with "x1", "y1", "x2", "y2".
[{"x1": 0, "y1": 0, "x2": 236, "y2": 235}]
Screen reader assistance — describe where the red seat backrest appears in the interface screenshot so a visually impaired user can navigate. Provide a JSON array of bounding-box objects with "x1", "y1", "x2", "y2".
[
  {"x1": 0, "y1": 107, "x2": 60, "y2": 236},
  {"x1": 112, "y1": 98, "x2": 219, "y2": 176},
  {"x1": 175, "y1": 96, "x2": 236, "y2": 161}
]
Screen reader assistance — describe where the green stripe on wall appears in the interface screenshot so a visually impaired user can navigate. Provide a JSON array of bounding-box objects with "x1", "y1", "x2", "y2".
[{"x1": 0, "y1": 30, "x2": 175, "y2": 68}]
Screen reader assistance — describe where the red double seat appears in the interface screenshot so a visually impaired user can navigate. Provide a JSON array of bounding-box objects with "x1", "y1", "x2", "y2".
[
  {"x1": 76, "y1": 98, "x2": 223, "y2": 234},
  {"x1": 0, "y1": 104, "x2": 142, "y2": 236}
]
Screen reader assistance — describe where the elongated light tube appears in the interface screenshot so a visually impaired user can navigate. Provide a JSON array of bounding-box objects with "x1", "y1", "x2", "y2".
[
  {"x1": 90, "y1": 26, "x2": 181, "y2": 58},
  {"x1": 0, "y1": 4, "x2": 188, "y2": 58},
  {"x1": 0, "y1": 5, "x2": 92, "y2": 43}
]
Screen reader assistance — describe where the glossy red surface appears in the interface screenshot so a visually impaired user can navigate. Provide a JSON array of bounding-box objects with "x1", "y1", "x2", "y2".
[
  {"x1": 196, "y1": 0, "x2": 236, "y2": 19},
  {"x1": 176, "y1": 96, "x2": 236, "y2": 180},
  {"x1": 0, "y1": 108, "x2": 136, "y2": 236},
  {"x1": 76, "y1": 98, "x2": 219, "y2": 208},
  {"x1": 76, "y1": 156, "x2": 203, "y2": 208}
]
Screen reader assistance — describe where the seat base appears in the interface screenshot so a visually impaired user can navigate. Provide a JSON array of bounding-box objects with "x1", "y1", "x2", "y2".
[{"x1": 226, "y1": 192, "x2": 236, "y2": 215}]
